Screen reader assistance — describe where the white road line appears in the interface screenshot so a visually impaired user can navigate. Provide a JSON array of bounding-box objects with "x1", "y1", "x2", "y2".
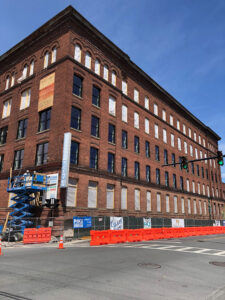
[
  {"x1": 212, "y1": 251, "x2": 225, "y2": 256},
  {"x1": 193, "y1": 248, "x2": 213, "y2": 253},
  {"x1": 153, "y1": 245, "x2": 178, "y2": 250},
  {"x1": 174, "y1": 247, "x2": 194, "y2": 251}
]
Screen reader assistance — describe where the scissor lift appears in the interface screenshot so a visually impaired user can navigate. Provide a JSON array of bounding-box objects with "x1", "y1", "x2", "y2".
[{"x1": 5, "y1": 173, "x2": 47, "y2": 240}]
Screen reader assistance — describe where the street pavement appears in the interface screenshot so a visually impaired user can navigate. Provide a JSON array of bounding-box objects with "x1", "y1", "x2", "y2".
[{"x1": 0, "y1": 235, "x2": 225, "y2": 300}]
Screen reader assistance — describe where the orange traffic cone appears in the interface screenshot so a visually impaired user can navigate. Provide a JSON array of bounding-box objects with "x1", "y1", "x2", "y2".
[
  {"x1": 0, "y1": 239, "x2": 2, "y2": 256},
  {"x1": 58, "y1": 235, "x2": 64, "y2": 249}
]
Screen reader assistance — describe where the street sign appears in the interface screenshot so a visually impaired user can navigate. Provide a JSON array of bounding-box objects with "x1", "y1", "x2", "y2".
[{"x1": 73, "y1": 217, "x2": 92, "y2": 229}]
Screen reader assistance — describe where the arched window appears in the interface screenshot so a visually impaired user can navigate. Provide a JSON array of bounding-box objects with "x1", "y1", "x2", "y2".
[
  {"x1": 22, "y1": 64, "x2": 28, "y2": 79},
  {"x1": 5, "y1": 76, "x2": 10, "y2": 90},
  {"x1": 111, "y1": 70, "x2": 116, "y2": 86},
  {"x1": 51, "y1": 47, "x2": 57, "y2": 63},
  {"x1": 11, "y1": 74, "x2": 15, "y2": 87},
  {"x1": 85, "y1": 51, "x2": 91, "y2": 69},
  {"x1": 103, "y1": 65, "x2": 109, "y2": 81},
  {"x1": 29, "y1": 60, "x2": 34, "y2": 76},
  {"x1": 74, "y1": 44, "x2": 81, "y2": 62},
  {"x1": 95, "y1": 59, "x2": 100, "y2": 75},
  {"x1": 44, "y1": 51, "x2": 49, "y2": 69}
]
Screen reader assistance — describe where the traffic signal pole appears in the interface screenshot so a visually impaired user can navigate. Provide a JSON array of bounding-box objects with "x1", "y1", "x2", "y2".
[{"x1": 162, "y1": 154, "x2": 225, "y2": 167}]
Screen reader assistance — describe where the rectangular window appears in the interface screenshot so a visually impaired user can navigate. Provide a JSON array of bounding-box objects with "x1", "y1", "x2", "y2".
[
  {"x1": 0, "y1": 154, "x2": 4, "y2": 172},
  {"x1": 134, "y1": 161, "x2": 140, "y2": 180},
  {"x1": 156, "y1": 168, "x2": 160, "y2": 185},
  {"x1": 90, "y1": 147, "x2": 98, "y2": 169},
  {"x1": 177, "y1": 120, "x2": 180, "y2": 130},
  {"x1": 36, "y1": 142, "x2": 48, "y2": 166},
  {"x1": 183, "y1": 124, "x2": 186, "y2": 135},
  {"x1": 184, "y1": 141, "x2": 187, "y2": 154},
  {"x1": 190, "y1": 145, "x2": 193, "y2": 156},
  {"x1": 188, "y1": 199, "x2": 191, "y2": 214},
  {"x1": 199, "y1": 135, "x2": 201, "y2": 145},
  {"x1": 2, "y1": 99, "x2": 12, "y2": 119},
  {"x1": 66, "y1": 178, "x2": 77, "y2": 207},
  {"x1": 170, "y1": 115, "x2": 173, "y2": 126},
  {"x1": 122, "y1": 105, "x2": 128, "y2": 122},
  {"x1": 0, "y1": 126, "x2": 8, "y2": 145},
  {"x1": 17, "y1": 119, "x2": 28, "y2": 139},
  {"x1": 134, "y1": 112, "x2": 139, "y2": 129},
  {"x1": 204, "y1": 201, "x2": 207, "y2": 215},
  {"x1": 154, "y1": 104, "x2": 158, "y2": 116},
  {"x1": 121, "y1": 157, "x2": 127, "y2": 177},
  {"x1": 164, "y1": 149, "x2": 168, "y2": 165},
  {"x1": 121, "y1": 186, "x2": 127, "y2": 209},
  {"x1": 202, "y1": 184, "x2": 205, "y2": 195},
  {"x1": 134, "y1": 89, "x2": 139, "y2": 102},
  {"x1": 108, "y1": 153, "x2": 115, "y2": 173},
  {"x1": 39, "y1": 108, "x2": 51, "y2": 132},
  {"x1": 88, "y1": 181, "x2": 97, "y2": 208},
  {"x1": 109, "y1": 96, "x2": 116, "y2": 116},
  {"x1": 112, "y1": 71, "x2": 116, "y2": 86},
  {"x1": 197, "y1": 165, "x2": 200, "y2": 176},
  {"x1": 20, "y1": 88, "x2": 31, "y2": 110},
  {"x1": 134, "y1": 136, "x2": 140, "y2": 153},
  {"x1": 157, "y1": 193, "x2": 161, "y2": 212},
  {"x1": 154, "y1": 124, "x2": 159, "y2": 138},
  {"x1": 166, "y1": 195, "x2": 170, "y2": 213},
  {"x1": 70, "y1": 107, "x2": 81, "y2": 130},
  {"x1": 180, "y1": 176, "x2": 184, "y2": 190},
  {"x1": 122, "y1": 80, "x2": 127, "y2": 95},
  {"x1": 192, "y1": 181, "x2": 195, "y2": 193},
  {"x1": 145, "y1": 118, "x2": 150, "y2": 134},
  {"x1": 162, "y1": 109, "x2": 166, "y2": 121},
  {"x1": 145, "y1": 97, "x2": 149, "y2": 110},
  {"x1": 178, "y1": 138, "x2": 181, "y2": 151},
  {"x1": 203, "y1": 139, "x2": 206, "y2": 147},
  {"x1": 172, "y1": 153, "x2": 176, "y2": 167},
  {"x1": 195, "y1": 148, "x2": 198, "y2": 159},
  {"x1": 171, "y1": 134, "x2": 175, "y2": 147},
  {"x1": 106, "y1": 184, "x2": 114, "y2": 209},
  {"x1": 108, "y1": 123, "x2": 116, "y2": 143},
  {"x1": 186, "y1": 179, "x2": 190, "y2": 192},
  {"x1": 163, "y1": 129, "x2": 167, "y2": 143},
  {"x1": 173, "y1": 174, "x2": 177, "y2": 189},
  {"x1": 165, "y1": 171, "x2": 169, "y2": 187},
  {"x1": 174, "y1": 196, "x2": 178, "y2": 213},
  {"x1": 181, "y1": 198, "x2": 185, "y2": 214},
  {"x1": 134, "y1": 189, "x2": 140, "y2": 210},
  {"x1": 146, "y1": 191, "x2": 151, "y2": 211},
  {"x1": 73, "y1": 74, "x2": 83, "y2": 97},
  {"x1": 198, "y1": 183, "x2": 200, "y2": 194},
  {"x1": 13, "y1": 149, "x2": 24, "y2": 170},
  {"x1": 146, "y1": 165, "x2": 150, "y2": 182},
  {"x1": 145, "y1": 141, "x2": 150, "y2": 158},
  {"x1": 191, "y1": 162, "x2": 195, "y2": 175},
  {"x1": 70, "y1": 141, "x2": 79, "y2": 165},
  {"x1": 122, "y1": 130, "x2": 128, "y2": 149},
  {"x1": 155, "y1": 145, "x2": 160, "y2": 161},
  {"x1": 92, "y1": 86, "x2": 100, "y2": 107},
  {"x1": 91, "y1": 116, "x2": 100, "y2": 137},
  {"x1": 103, "y1": 65, "x2": 109, "y2": 80},
  {"x1": 188, "y1": 128, "x2": 192, "y2": 138},
  {"x1": 194, "y1": 132, "x2": 197, "y2": 141},
  {"x1": 194, "y1": 200, "x2": 197, "y2": 214}
]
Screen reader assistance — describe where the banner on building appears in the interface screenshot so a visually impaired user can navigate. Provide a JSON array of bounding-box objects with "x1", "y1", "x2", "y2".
[
  {"x1": 172, "y1": 218, "x2": 185, "y2": 228},
  {"x1": 110, "y1": 217, "x2": 123, "y2": 230},
  {"x1": 46, "y1": 173, "x2": 58, "y2": 199},
  {"x1": 73, "y1": 217, "x2": 92, "y2": 229},
  {"x1": 143, "y1": 218, "x2": 151, "y2": 229},
  {"x1": 60, "y1": 132, "x2": 72, "y2": 188},
  {"x1": 222, "y1": 221, "x2": 225, "y2": 226},
  {"x1": 214, "y1": 220, "x2": 220, "y2": 226},
  {"x1": 38, "y1": 72, "x2": 55, "y2": 111}
]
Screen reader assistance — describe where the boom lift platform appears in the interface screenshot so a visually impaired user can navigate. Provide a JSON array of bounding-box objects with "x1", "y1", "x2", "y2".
[{"x1": 3, "y1": 173, "x2": 47, "y2": 241}]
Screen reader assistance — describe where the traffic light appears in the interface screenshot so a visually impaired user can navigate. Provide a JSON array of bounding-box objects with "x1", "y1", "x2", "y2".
[
  {"x1": 217, "y1": 151, "x2": 224, "y2": 166},
  {"x1": 44, "y1": 198, "x2": 59, "y2": 208},
  {"x1": 181, "y1": 156, "x2": 188, "y2": 169}
]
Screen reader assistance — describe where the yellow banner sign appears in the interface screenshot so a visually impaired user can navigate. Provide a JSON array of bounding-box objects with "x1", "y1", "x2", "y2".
[{"x1": 38, "y1": 73, "x2": 55, "y2": 111}]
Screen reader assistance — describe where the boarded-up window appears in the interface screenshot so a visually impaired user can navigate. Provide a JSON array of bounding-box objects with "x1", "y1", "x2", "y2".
[
  {"x1": 134, "y1": 189, "x2": 140, "y2": 210},
  {"x1": 157, "y1": 193, "x2": 161, "y2": 212},
  {"x1": 181, "y1": 197, "x2": 185, "y2": 213},
  {"x1": 66, "y1": 178, "x2": 77, "y2": 207},
  {"x1": 204, "y1": 201, "x2": 207, "y2": 215},
  {"x1": 166, "y1": 195, "x2": 170, "y2": 212},
  {"x1": 174, "y1": 196, "x2": 178, "y2": 213},
  {"x1": 194, "y1": 200, "x2": 197, "y2": 214},
  {"x1": 145, "y1": 118, "x2": 149, "y2": 134},
  {"x1": 88, "y1": 181, "x2": 97, "y2": 208},
  {"x1": 122, "y1": 80, "x2": 127, "y2": 95},
  {"x1": 121, "y1": 187, "x2": 127, "y2": 209},
  {"x1": 154, "y1": 124, "x2": 159, "y2": 138},
  {"x1": 20, "y1": 88, "x2": 31, "y2": 110},
  {"x1": 188, "y1": 199, "x2": 191, "y2": 214},
  {"x1": 122, "y1": 105, "x2": 127, "y2": 122},
  {"x1": 106, "y1": 184, "x2": 114, "y2": 209},
  {"x1": 171, "y1": 134, "x2": 175, "y2": 147},
  {"x1": 134, "y1": 112, "x2": 139, "y2": 129},
  {"x1": 199, "y1": 200, "x2": 202, "y2": 215},
  {"x1": 146, "y1": 191, "x2": 151, "y2": 211}
]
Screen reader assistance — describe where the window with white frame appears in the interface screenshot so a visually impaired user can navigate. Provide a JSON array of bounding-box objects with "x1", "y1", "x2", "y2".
[
  {"x1": 199, "y1": 200, "x2": 202, "y2": 215},
  {"x1": 20, "y1": 88, "x2": 31, "y2": 110},
  {"x1": 194, "y1": 132, "x2": 197, "y2": 141},
  {"x1": 162, "y1": 109, "x2": 166, "y2": 121},
  {"x1": 11, "y1": 74, "x2": 15, "y2": 87},
  {"x1": 134, "y1": 112, "x2": 139, "y2": 129},
  {"x1": 154, "y1": 124, "x2": 159, "y2": 139},
  {"x1": 188, "y1": 199, "x2": 191, "y2": 214},
  {"x1": 170, "y1": 115, "x2": 173, "y2": 126},
  {"x1": 194, "y1": 200, "x2": 197, "y2": 214},
  {"x1": 122, "y1": 105, "x2": 128, "y2": 123},
  {"x1": 186, "y1": 179, "x2": 190, "y2": 192},
  {"x1": 171, "y1": 134, "x2": 175, "y2": 147},
  {"x1": 111, "y1": 70, "x2": 116, "y2": 86},
  {"x1": 145, "y1": 97, "x2": 149, "y2": 110},
  {"x1": 103, "y1": 65, "x2": 109, "y2": 81},
  {"x1": 199, "y1": 135, "x2": 201, "y2": 144},
  {"x1": 122, "y1": 80, "x2": 127, "y2": 95},
  {"x1": 204, "y1": 153, "x2": 207, "y2": 164},
  {"x1": 188, "y1": 128, "x2": 191, "y2": 138},
  {"x1": 181, "y1": 197, "x2": 185, "y2": 213},
  {"x1": 178, "y1": 137, "x2": 181, "y2": 151},
  {"x1": 121, "y1": 186, "x2": 127, "y2": 209},
  {"x1": 44, "y1": 52, "x2": 49, "y2": 69},
  {"x1": 174, "y1": 196, "x2": 178, "y2": 213},
  {"x1": 22, "y1": 64, "x2": 28, "y2": 79},
  {"x1": 51, "y1": 47, "x2": 57, "y2": 63},
  {"x1": 203, "y1": 138, "x2": 206, "y2": 147},
  {"x1": 2, "y1": 99, "x2": 12, "y2": 119},
  {"x1": 157, "y1": 193, "x2": 161, "y2": 212},
  {"x1": 207, "y1": 185, "x2": 210, "y2": 197},
  {"x1": 190, "y1": 145, "x2": 193, "y2": 156},
  {"x1": 29, "y1": 60, "x2": 34, "y2": 76},
  {"x1": 204, "y1": 201, "x2": 207, "y2": 215},
  {"x1": 198, "y1": 183, "x2": 200, "y2": 194},
  {"x1": 163, "y1": 129, "x2": 167, "y2": 143},
  {"x1": 134, "y1": 189, "x2": 140, "y2": 210},
  {"x1": 85, "y1": 52, "x2": 91, "y2": 69},
  {"x1": 145, "y1": 118, "x2": 150, "y2": 134},
  {"x1": 95, "y1": 59, "x2": 100, "y2": 75},
  {"x1": 88, "y1": 181, "x2": 98, "y2": 208},
  {"x1": 74, "y1": 44, "x2": 81, "y2": 62},
  {"x1": 200, "y1": 151, "x2": 203, "y2": 159},
  {"x1": 106, "y1": 184, "x2": 114, "y2": 209},
  {"x1": 184, "y1": 141, "x2": 187, "y2": 154},
  {"x1": 134, "y1": 89, "x2": 139, "y2": 103},
  {"x1": 5, "y1": 76, "x2": 10, "y2": 90},
  {"x1": 183, "y1": 124, "x2": 186, "y2": 135},
  {"x1": 154, "y1": 104, "x2": 158, "y2": 116},
  {"x1": 66, "y1": 178, "x2": 77, "y2": 207},
  {"x1": 195, "y1": 148, "x2": 198, "y2": 159},
  {"x1": 166, "y1": 194, "x2": 170, "y2": 213},
  {"x1": 202, "y1": 184, "x2": 205, "y2": 195},
  {"x1": 146, "y1": 191, "x2": 151, "y2": 211},
  {"x1": 177, "y1": 120, "x2": 180, "y2": 130},
  {"x1": 192, "y1": 181, "x2": 195, "y2": 193},
  {"x1": 109, "y1": 96, "x2": 116, "y2": 116}
]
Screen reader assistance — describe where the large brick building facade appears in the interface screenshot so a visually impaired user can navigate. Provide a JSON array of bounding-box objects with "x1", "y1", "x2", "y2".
[{"x1": 0, "y1": 6, "x2": 224, "y2": 227}]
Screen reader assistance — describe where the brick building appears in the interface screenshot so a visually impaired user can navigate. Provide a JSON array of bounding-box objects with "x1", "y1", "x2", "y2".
[{"x1": 0, "y1": 6, "x2": 224, "y2": 229}]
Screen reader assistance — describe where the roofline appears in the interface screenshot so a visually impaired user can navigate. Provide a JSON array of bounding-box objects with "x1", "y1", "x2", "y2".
[{"x1": 0, "y1": 5, "x2": 221, "y2": 141}]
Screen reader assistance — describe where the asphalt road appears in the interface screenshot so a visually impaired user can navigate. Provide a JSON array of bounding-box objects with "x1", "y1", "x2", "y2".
[{"x1": 0, "y1": 235, "x2": 225, "y2": 300}]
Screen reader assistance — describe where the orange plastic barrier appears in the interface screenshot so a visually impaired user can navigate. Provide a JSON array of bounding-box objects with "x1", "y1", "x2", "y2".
[
  {"x1": 110, "y1": 230, "x2": 126, "y2": 244},
  {"x1": 23, "y1": 228, "x2": 52, "y2": 244},
  {"x1": 90, "y1": 230, "x2": 110, "y2": 246},
  {"x1": 126, "y1": 229, "x2": 143, "y2": 242}
]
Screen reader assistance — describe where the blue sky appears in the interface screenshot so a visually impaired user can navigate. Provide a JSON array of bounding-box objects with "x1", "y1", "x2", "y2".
[{"x1": 1, "y1": 0, "x2": 225, "y2": 178}]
